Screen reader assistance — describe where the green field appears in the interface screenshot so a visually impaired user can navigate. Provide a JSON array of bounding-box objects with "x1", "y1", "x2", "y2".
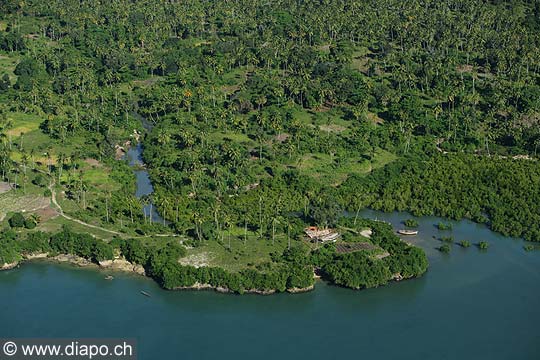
[
  {"x1": 0, "y1": 52, "x2": 19, "y2": 81},
  {"x1": 294, "y1": 148, "x2": 396, "y2": 185},
  {"x1": 181, "y1": 229, "x2": 294, "y2": 271},
  {"x1": 6, "y1": 112, "x2": 42, "y2": 137}
]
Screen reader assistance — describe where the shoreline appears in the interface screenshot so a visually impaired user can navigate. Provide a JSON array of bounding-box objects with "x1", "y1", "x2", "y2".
[
  {"x1": 2, "y1": 254, "x2": 316, "y2": 295},
  {"x1": 1, "y1": 261, "x2": 19, "y2": 270},
  {"x1": 1, "y1": 253, "x2": 147, "y2": 277},
  {"x1": 171, "y1": 283, "x2": 315, "y2": 295},
  {"x1": 2, "y1": 252, "x2": 416, "y2": 295}
]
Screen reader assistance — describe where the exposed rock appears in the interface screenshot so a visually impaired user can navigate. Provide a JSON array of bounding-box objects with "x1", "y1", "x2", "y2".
[
  {"x1": 173, "y1": 282, "x2": 217, "y2": 291},
  {"x1": 130, "y1": 129, "x2": 141, "y2": 142},
  {"x1": 172, "y1": 283, "x2": 296, "y2": 295},
  {"x1": 114, "y1": 145, "x2": 126, "y2": 160},
  {"x1": 51, "y1": 254, "x2": 94, "y2": 267},
  {"x1": 23, "y1": 254, "x2": 144, "y2": 276},
  {"x1": 1, "y1": 262, "x2": 18, "y2": 270},
  {"x1": 360, "y1": 229, "x2": 373, "y2": 238},
  {"x1": 99, "y1": 258, "x2": 145, "y2": 276},
  {"x1": 286, "y1": 285, "x2": 315, "y2": 293},
  {"x1": 244, "y1": 289, "x2": 276, "y2": 295},
  {"x1": 24, "y1": 253, "x2": 49, "y2": 260}
]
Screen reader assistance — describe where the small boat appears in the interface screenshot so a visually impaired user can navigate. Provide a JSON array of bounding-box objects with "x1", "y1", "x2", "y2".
[
  {"x1": 104, "y1": 275, "x2": 114, "y2": 280},
  {"x1": 140, "y1": 291, "x2": 151, "y2": 297},
  {"x1": 397, "y1": 229, "x2": 418, "y2": 236}
]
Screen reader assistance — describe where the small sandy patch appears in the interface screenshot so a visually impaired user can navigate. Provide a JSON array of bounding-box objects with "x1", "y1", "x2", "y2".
[
  {"x1": 84, "y1": 158, "x2": 102, "y2": 167},
  {"x1": 133, "y1": 77, "x2": 162, "y2": 87},
  {"x1": 456, "y1": 64, "x2": 474, "y2": 73},
  {"x1": 374, "y1": 252, "x2": 390, "y2": 260},
  {"x1": 33, "y1": 206, "x2": 59, "y2": 222},
  {"x1": 360, "y1": 229, "x2": 372, "y2": 238},
  {"x1": 0, "y1": 182, "x2": 12, "y2": 194},
  {"x1": 318, "y1": 44, "x2": 331, "y2": 52},
  {"x1": 275, "y1": 133, "x2": 290, "y2": 142},
  {"x1": 115, "y1": 145, "x2": 126, "y2": 160},
  {"x1": 178, "y1": 252, "x2": 212, "y2": 268},
  {"x1": 221, "y1": 85, "x2": 240, "y2": 94},
  {"x1": 367, "y1": 112, "x2": 384, "y2": 124},
  {"x1": 320, "y1": 124, "x2": 346, "y2": 133}
]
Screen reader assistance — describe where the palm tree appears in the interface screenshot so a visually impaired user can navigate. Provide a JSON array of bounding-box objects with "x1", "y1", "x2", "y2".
[
  {"x1": 57, "y1": 152, "x2": 66, "y2": 181},
  {"x1": 192, "y1": 211, "x2": 203, "y2": 243},
  {"x1": 44, "y1": 149, "x2": 53, "y2": 175},
  {"x1": 140, "y1": 195, "x2": 150, "y2": 223},
  {"x1": 21, "y1": 152, "x2": 29, "y2": 193},
  {"x1": 80, "y1": 179, "x2": 88, "y2": 209},
  {"x1": 157, "y1": 196, "x2": 170, "y2": 225}
]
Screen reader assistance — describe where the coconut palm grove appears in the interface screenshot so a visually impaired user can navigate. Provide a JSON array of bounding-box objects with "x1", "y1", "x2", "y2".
[{"x1": 0, "y1": 0, "x2": 539, "y2": 294}]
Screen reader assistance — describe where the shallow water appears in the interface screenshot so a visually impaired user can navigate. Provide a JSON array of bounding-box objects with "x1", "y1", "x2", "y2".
[
  {"x1": 125, "y1": 143, "x2": 165, "y2": 224},
  {"x1": 1, "y1": 210, "x2": 539, "y2": 359}
]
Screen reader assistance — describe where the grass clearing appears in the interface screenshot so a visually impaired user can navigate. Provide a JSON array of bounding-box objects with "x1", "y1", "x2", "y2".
[
  {"x1": 0, "y1": 191, "x2": 50, "y2": 222},
  {"x1": 11, "y1": 130, "x2": 99, "y2": 166},
  {"x1": 289, "y1": 106, "x2": 313, "y2": 125},
  {"x1": 36, "y1": 216, "x2": 116, "y2": 240},
  {"x1": 6, "y1": 112, "x2": 43, "y2": 137},
  {"x1": 182, "y1": 228, "x2": 296, "y2": 271},
  {"x1": 80, "y1": 168, "x2": 112, "y2": 186},
  {"x1": 370, "y1": 148, "x2": 397, "y2": 170},
  {"x1": 221, "y1": 66, "x2": 248, "y2": 86},
  {"x1": 208, "y1": 131, "x2": 253, "y2": 145},
  {"x1": 0, "y1": 52, "x2": 19, "y2": 80},
  {"x1": 292, "y1": 147, "x2": 396, "y2": 186}
]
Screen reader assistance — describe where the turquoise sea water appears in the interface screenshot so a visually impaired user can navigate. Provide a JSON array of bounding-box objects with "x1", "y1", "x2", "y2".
[{"x1": 1, "y1": 210, "x2": 539, "y2": 360}]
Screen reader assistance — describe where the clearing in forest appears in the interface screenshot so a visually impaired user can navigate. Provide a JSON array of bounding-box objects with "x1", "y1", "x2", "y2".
[{"x1": 0, "y1": 191, "x2": 50, "y2": 222}]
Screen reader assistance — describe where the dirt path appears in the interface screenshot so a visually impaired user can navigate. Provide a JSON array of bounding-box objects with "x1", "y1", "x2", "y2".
[
  {"x1": 48, "y1": 182, "x2": 122, "y2": 236},
  {"x1": 0, "y1": 182, "x2": 12, "y2": 194},
  {"x1": 47, "y1": 180, "x2": 179, "y2": 239}
]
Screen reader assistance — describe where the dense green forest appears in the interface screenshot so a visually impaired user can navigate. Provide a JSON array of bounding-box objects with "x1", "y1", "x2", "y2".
[
  {"x1": 340, "y1": 154, "x2": 540, "y2": 241},
  {"x1": 0, "y1": 0, "x2": 540, "y2": 291}
]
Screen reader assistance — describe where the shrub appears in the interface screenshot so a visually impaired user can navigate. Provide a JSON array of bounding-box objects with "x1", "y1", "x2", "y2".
[
  {"x1": 437, "y1": 222, "x2": 453, "y2": 230},
  {"x1": 439, "y1": 244, "x2": 451, "y2": 253},
  {"x1": 459, "y1": 240, "x2": 471, "y2": 248},
  {"x1": 441, "y1": 236, "x2": 454, "y2": 243},
  {"x1": 478, "y1": 241, "x2": 489, "y2": 250},
  {"x1": 24, "y1": 218, "x2": 36, "y2": 229},
  {"x1": 404, "y1": 219, "x2": 419, "y2": 228},
  {"x1": 8, "y1": 213, "x2": 26, "y2": 228}
]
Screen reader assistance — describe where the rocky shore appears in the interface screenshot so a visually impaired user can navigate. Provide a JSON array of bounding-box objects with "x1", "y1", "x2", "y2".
[
  {"x1": 173, "y1": 282, "x2": 314, "y2": 295},
  {"x1": 1, "y1": 261, "x2": 18, "y2": 270},
  {"x1": 98, "y1": 258, "x2": 146, "y2": 276},
  {"x1": 173, "y1": 282, "x2": 230, "y2": 293},
  {"x1": 286, "y1": 285, "x2": 315, "y2": 293},
  {"x1": 50, "y1": 254, "x2": 95, "y2": 267},
  {"x1": 0, "y1": 253, "x2": 146, "y2": 278},
  {"x1": 2, "y1": 254, "x2": 315, "y2": 295}
]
